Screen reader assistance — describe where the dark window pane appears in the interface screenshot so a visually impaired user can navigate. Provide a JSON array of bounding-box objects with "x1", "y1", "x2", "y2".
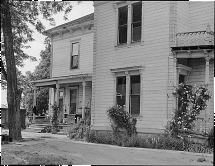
[
  {"x1": 132, "y1": 2, "x2": 142, "y2": 23},
  {"x1": 71, "y1": 55, "x2": 78, "y2": 68},
  {"x1": 132, "y1": 24, "x2": 141, "y2": 42},
  {"x1": 131, "y1": 75, "x2": 140, "y2": 94},
  {"x1": 119, "y1": 25, "x2": 127, "y2": 44},
  {"x1": 119, "y1": 6, "x2": 128, "y2": 26},
  {"x1": 117, "y1": 96, "x2": 126, "y2": 107},
  {"x1": 179, "y1": 74, "x2": 185, "y2": 84},
  {"x1": 116, "y1": 76, "x2": 126, "y2": 107},
  {"x1": 130, "y1": 95, "x2": 140, "y2": 115}
]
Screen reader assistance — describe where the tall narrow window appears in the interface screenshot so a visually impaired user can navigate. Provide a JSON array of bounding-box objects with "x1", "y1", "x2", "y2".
[
  {"x1": 130, "y1": 75, "x2": 140, "y2": 115},
  {"x1": 71, "y1": 42, "x2": 79, "y2": 69},
  {"x1": 116, "y1": 76, "x2": 126, "y2": 107},
  {"x1": 132, "y1": 2, "x2": 142, "y2": 42},
  {"x1": 118, "y1": 6, "x2": 128, "y2": 44}
]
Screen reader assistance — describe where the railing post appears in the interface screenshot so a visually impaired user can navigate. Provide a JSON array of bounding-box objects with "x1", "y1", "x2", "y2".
[{"x1": 82, "y1": 80, "x2": 86, "y2": 120}]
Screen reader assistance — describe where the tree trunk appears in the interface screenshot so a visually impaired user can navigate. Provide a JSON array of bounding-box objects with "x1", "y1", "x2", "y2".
[{"x1": 2, "y1": 0, "x2": 22, "y2": 141}]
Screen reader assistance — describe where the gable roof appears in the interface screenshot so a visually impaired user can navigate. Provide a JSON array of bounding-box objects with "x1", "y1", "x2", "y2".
[{"x1": 43, "y1": 13, "x2": 94, "y2": 35}]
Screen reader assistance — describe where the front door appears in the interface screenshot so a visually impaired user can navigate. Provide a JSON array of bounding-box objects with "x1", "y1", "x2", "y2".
[
  {"x1": 70, "y1": 89, "x2": 78, "y2": 114},
  {"x1": 59, "y1": 98, "x2": 63, "y2": 123}
]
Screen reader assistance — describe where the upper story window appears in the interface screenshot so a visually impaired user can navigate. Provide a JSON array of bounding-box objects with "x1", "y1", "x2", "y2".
[
  {"x1": 71, "y1": 42, "x2": 79, "y2": 69},
  {"x1": 117, "y1": 1, "x2": 142, "y2": 45},
  {"x1": 118, "y1": 6, "x2": 128, "y2": 44},
  {"x1": 132, "y1": 2, "x2": 142, "y2": 42}
]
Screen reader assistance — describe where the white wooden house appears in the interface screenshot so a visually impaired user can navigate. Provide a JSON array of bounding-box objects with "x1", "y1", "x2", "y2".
[
  {"x1": 33, "y1": 1, "x2": 214, "y2": 134},
  {"x1": 91, "y1": 1, "x2": 214, "y2": 133},
  {"x1": 33, "y1": 13, "x2": 94, "y2": 123}
]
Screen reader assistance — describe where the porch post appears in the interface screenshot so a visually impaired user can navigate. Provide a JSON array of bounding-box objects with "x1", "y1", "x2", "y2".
[
  {"x1": 82, "y1": 80, "x2": 86, "y2": 120},
  {"x1": 33, "y1": 86, "x2": 36, "y2": 123},
  {"x1": 125, "y1": 71, "x2": 130, "y2": 112},
  {"x1": 173, "y1": 56, "x2": 178, "y2": 87},
  {"x1": 204, "y1": 56, "x2": 210, "y2": 85},
  {"x1": 56, "y1": 83, "x2": 60, "y2": 107}
]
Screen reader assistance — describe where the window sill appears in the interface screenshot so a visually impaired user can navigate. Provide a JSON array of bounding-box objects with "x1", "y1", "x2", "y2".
[
  {"x1": 132, "y1": 114, "x2": 143, "y2": 120},
  {"x1": 114, "y1": 41, "x2": 143, "y2": 50},
  {"x1": 70, "y1": 67, "x2": 79, "y2": 70}
]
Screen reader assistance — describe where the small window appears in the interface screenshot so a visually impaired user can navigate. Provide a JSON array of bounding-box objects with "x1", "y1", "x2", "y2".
[
  {"x1": 132, "y1": 2, "x2": 142, "y2": 42},
  {"x1": 71, "y1": 42, "x2": 79, "y2": 69},
  {"x1": 130, "y1": 75, "x2": 140, "y2": 115},
  {"x1": 59, "y1": 91, "x2": 63, "y2": 97},
  {"x1": 118, "y1": 6, "x2": 128, "y2": 44}
]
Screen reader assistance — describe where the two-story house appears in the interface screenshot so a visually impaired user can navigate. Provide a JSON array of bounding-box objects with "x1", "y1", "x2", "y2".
[
  {"x1": 91, "y1": 1, "x2": 214, "y2": 133},
  {"x1": 33, "y1": 1, "x2": 214, "y2": 134},
  {"x1": 33, "y1": 13, "x2": 94, "y2": 123}
]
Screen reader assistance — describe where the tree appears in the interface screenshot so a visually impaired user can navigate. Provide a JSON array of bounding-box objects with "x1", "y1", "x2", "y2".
[
  {"x1": 22, "y1": 37, "x2": 51, "y2": 117},
  {"x1": 1, "y1": 1, "x2": 74, "y2": 140}
]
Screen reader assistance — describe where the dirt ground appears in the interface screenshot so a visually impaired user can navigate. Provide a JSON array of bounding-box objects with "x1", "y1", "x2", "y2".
[{"x1": 1, "y1": 130, "x2": 214, "y2": 165}]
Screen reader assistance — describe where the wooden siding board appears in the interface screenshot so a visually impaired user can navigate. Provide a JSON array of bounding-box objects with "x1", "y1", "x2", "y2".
[{"x1": 52, "y1": 33, "x2": 93, "y2": 78}]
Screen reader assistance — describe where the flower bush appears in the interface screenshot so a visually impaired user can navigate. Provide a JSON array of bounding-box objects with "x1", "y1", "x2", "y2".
[
  {"x1": 170, "y1": 84, "x2": 211, "y2": 136},
  {"x1": 107, "y1": 105, "x2": 137, "y2": 137}
]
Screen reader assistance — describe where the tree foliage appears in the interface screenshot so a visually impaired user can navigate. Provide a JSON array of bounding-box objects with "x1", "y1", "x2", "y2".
[
  {"x1": 22, "y1": 37, "x2": 51, "y2": 116},
  {"x1": 1, "y1": 0, "x2": 74, "y2": 140}
]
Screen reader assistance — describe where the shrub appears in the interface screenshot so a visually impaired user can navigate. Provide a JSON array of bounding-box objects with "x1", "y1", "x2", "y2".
[
  {"x1": 87, "y1": 130, "x2": 213, "y2": 154},
  {"x1": 107, "y1": 105, "x2": 137, "y2": 137},
  {"x1": 51, "y1": 102, "x2": 60, "y2": 134},
  {"x1": 68, "y1": 120, "x2": 91, "y2": 141}
]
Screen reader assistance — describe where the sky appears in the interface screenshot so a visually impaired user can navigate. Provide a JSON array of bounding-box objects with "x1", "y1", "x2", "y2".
[{"x1": 1, "y1": 1, "x2": 94, "y2": 105}]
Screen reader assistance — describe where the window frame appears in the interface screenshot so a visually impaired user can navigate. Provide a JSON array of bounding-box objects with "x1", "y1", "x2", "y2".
[
  {"x1": 112, "y1": 67, "x2": 144, "y2": 117},
  {"x1": 70, "y1": 42, "x2": 80, "y2": 69},
  {"x1": 114, "y1": 1, "x2": 144, "y2": 47},
  {"x1": 131, "y1": 2, "x2": 142, "y2": 43}
]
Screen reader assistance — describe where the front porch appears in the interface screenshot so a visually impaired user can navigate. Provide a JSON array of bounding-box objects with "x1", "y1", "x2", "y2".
[
  {"x1": 170, "y1": 25, "x2": 214, "y2": 134},
  {"x1": 32, "y1": 74, "x2": 92, "y2": 125}
]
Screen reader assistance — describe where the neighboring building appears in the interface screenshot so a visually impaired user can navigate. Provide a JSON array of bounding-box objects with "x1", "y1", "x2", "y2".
[
  {"x1": 1, "y1": 104, "x2": 26, "y2": 129},
  {"x1": 33, "y1": 1, "x2": 214, "y2": 134},
  {"x1": 92, "y1": 1, "x2": 214, "y2": 133},
  {"x1": 33, "y1": 13, "x2": 94, "y2": 123}
]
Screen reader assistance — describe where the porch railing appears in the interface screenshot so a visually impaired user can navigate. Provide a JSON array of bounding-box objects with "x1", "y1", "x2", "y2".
[{"x1": 175, "y1": 31, "x2": 214, "y2": 47}]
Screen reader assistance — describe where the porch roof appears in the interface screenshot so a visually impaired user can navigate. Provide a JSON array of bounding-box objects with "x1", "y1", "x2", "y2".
[{"x1": 32, "y1": 73, "x2": 92, "y2": 88}]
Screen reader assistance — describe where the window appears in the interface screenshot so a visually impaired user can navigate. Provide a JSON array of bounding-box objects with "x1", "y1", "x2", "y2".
[
  {"x1": 71, "y1": 42, "x2": 79, "y2": 69},
  {"x1": 118, "y1": 6, "x2": 128, "y2": 44},
  {"x1": 116, "y1": 76, "x2": 126, "y2": 107},
  {"x1": 116, "y1": 74, "x2": 141, "y2": 115},
  {"x1": 130, "y1": 75, "x2": 140, "y2": 115},
  {"x1": 131, "y1": 3, "x2": 142, "y2": 42},
  {"x1": 117, "y1": 2, "x2": 142, "y2": 45}
]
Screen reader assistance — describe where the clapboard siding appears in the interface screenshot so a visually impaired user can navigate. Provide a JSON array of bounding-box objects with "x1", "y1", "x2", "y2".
[
  {"x1": 189, "y1": 2, "x2": 214, "y2": 31},
  {"x1": 52, "y1": 32, "x2": 93, "y2": 78},
  {"x1": 93, "y1": 1, "x2": 170, "y2": 132},
  {"x1": 177, "y1": 2, "x2": 189, "y2": 32}
]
